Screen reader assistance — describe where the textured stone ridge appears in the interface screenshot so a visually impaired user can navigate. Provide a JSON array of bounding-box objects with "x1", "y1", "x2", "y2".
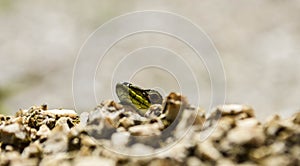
[{"x1": 0, "y1": 94, "x2": 300, "y2": 166}]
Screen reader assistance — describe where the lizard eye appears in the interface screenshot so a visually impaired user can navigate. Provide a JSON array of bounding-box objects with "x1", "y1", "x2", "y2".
[{"x1": 149, "y1": 93, "x2": 162, "y2": 104}]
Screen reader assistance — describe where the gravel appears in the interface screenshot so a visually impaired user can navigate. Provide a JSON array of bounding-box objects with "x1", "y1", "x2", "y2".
[{"x1": 0, "y1": 93, "x2": 299, "y2": 166}]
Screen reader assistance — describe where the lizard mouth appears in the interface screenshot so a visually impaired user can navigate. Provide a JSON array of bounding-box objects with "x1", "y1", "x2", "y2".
[{"x1": 115, "y1": 82, "x2": 130, "y2": 103}]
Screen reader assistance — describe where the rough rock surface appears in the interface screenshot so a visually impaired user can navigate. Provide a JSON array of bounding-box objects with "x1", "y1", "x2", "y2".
[{"x1": 0, "y1": 94, "x2": 299, "y2": 166}]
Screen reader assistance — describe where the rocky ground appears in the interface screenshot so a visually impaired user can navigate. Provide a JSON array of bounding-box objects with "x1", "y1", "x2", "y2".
[{"x1": 0, "y1": 93, "x2": 299, "y2": 166}]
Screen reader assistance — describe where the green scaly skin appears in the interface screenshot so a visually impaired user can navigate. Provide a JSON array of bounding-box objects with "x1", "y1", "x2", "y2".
[{"x1": 116, "y1": 82, "x2": 163, "y2": 115}]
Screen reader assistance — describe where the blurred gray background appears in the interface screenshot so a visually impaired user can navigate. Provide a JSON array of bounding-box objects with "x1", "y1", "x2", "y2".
[{"x1": 1, "y1": 0, "x2": 300, "y2": 121}]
